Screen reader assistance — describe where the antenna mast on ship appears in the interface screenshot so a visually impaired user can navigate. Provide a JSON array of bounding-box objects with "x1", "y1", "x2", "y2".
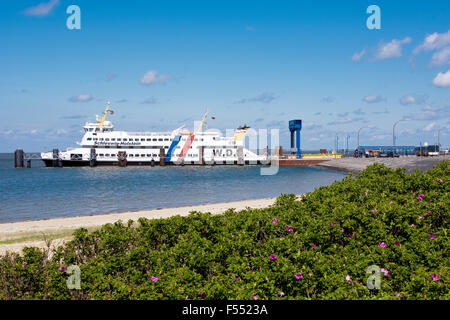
[
  {"x1": 97, "y1": 102, "x2": 112, "y2": 127},
  {"x1": 196, "y1": 110, "x2": 209, "y2": 133}
]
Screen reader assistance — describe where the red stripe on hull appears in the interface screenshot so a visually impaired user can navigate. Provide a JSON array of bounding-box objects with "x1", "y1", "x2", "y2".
[{"x1": 177, "y1": 135, "x2": 195, "y2": 162}]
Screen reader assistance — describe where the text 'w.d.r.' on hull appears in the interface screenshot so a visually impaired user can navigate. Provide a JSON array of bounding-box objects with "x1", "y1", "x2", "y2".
[{"x1": 40, "y1": 103, "x2": 268, "y2": 167}]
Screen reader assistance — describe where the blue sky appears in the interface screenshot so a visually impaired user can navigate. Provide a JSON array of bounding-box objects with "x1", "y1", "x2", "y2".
[{"x1": 0, "y1": 0, "x2": 449, "y2": 152}]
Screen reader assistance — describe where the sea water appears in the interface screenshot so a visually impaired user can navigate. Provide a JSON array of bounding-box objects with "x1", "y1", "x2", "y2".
[{"x1": 0, "y1": 156, "x2": 346, "y2": 223}]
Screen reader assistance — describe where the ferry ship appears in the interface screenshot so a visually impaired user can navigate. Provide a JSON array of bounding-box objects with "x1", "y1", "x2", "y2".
[{"x1": 41, "y1": 103, "x2": 267, "y2": 167}]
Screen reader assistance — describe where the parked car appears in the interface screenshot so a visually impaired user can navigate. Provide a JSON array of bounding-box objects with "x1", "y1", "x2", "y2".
[
  {"x1": 378, "y1": 151, "x2": 400, "y2": 158},
  {"x1": 415, "y1": 145, "x2": 439, "y2": 156}
]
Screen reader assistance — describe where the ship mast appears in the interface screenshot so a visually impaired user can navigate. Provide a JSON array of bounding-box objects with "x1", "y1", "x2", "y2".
[
  {"x1": 97, "y1": 102, "x2": 110, "y2": 127},
  {"x1": 196, "y1": 110, "x2": 209, "y2": 133}
]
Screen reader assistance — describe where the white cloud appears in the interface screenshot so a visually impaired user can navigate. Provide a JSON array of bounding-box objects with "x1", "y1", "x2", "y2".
[
  {"x1": 363, "y1": 95, "x2": 385, "y2": 103},
  {"x1": 23, "y1": 0, "x2": 59, "y2": 17},
  {"x1": 142, "y1": 97, "x2": 158, "y2": 104},
  {"x1": 407, "y1": 105, "x2": 450, "y2": 120},
  {"x1": 413, "y1": 30, "x2": 450, "y2": 54},
  {"x1": 352, "y1": 49, "x2": 366, "y2": 62},
  {"x1": 432, "y1": 70, "x2": 450, "y2": 88},
  {"x1": 374, "y1": 37, "x2": 412, "y2": 61},
  {"x1": 423, "y1": 122, "x2": 436, "y2": 131},
  {"x1": 236, "y1": 92, "x2": 277, "y2": 104},
  {"x1": 30, "y1": 129, "x2": 38, "y2": 135},
  {"x1": 327, "y1": 117, "x2": 366, "y2": 125},
  {"x1": 302, "y1": 122, "x2": 322, "y2": 131},
  {"x1": 106, "y1": 73, "x2": 117, "y2": 81},
  {"x1": 369, "y1": 134, "x2": 391, "y2": 141},
  {"x1": 321, "y1": 96, "x2": 335, "y2": 103},
  {"x1": 353, "y1": 108, "x2": 365, "y2": 115},
  {"x1": 399, "y1": 94, "x2": 426, "y2": 105},
  {"x1": 69, "y1": 94, "x2": 93, "y2": 103},
  {"x1": 430, "y1": 46, "x2": 450, "y2": 66},
  {"x1": 56, "y1": 129, "x2": 68, "y2": 135},
  {"x1": 140, "y1": 70, "x2": 172, "y2": 85}
]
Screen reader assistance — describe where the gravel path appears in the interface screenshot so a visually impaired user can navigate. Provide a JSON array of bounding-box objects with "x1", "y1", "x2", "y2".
[{"x1": 315, "y1": 155, "x2": 448, "y2": 174}]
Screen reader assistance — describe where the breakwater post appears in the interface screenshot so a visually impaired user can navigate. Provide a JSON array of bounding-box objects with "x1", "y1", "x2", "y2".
[
  {"x1": 199, "y1": 146, "x2": 205, "y2": 165},
  {"x1": 52, "y1": 149, "x2": 62, "y2": 167},
  {"x1": 14, "y1": 149, "x2": 24, "y2": 168},
  {"x1": 118, "y1": 151, "x2": 127, "y2": 167},
  {"x1": 160, "y1": 148, "x2": 165, "y2": 166},
  {"x1": 237, "y1": 147, "x2": 244, "y2": 165},
  {"x1": 89, "y1": 148, "x2": 97, "y2": 167}
]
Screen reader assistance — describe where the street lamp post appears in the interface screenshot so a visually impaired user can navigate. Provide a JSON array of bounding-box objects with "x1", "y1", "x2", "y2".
[
  {"x1": 346, "y1": 134, "x2": 350, "y2": 157},
  {"x1": 438, "y1": 129, "x2": 441, "y2": 148},
  {"x1": 334, "y1": 133, "x2": 338, "y2": 158},
  {"x1": 393, "y1": 119, "x2": 408, "y2": 156}
]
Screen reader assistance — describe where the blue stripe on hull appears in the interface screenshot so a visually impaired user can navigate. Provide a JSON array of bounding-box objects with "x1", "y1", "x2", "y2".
[{"x1": 165, "y1": 135, "x2": 182, "y2": 162}]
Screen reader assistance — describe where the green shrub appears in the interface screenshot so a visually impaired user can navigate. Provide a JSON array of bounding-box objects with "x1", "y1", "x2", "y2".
[{"x1": 0, "y1": 161, "x2": 448, "y2": 300}]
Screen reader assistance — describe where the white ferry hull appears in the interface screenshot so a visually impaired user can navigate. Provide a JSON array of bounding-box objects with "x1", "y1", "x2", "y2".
[{"x1": 40, "y1": 105, "x2": 268, "y2": 167}]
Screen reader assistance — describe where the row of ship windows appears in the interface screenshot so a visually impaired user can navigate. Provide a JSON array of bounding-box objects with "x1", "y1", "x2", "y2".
[
  {"x1": 87, "y1": 137, "x2": 205, "y2": 142},
  {"x1": 96, "y1": 153, "x2": 201, "y2": 158},
  {"x1": 83, "y1": 145, "x2": 239, "y2": 149}
]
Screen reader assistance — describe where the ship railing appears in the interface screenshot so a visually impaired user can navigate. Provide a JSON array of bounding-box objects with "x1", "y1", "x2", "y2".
[{"x1": 126, "y1": 132, "x2": 172, "y2": 136}]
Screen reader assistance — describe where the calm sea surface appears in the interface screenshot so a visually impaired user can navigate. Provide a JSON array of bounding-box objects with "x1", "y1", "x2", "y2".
[{"x1": 0, "y1": 156, "x2": 346, "y2": 223}]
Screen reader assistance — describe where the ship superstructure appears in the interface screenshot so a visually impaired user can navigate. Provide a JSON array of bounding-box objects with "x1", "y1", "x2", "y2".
[{"x1": 41, "y1": 103, "x2": 267, "y2": 166}]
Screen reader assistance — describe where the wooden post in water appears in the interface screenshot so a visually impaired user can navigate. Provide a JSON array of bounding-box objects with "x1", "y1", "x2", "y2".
[
  {"x1": 26, "y1": 160, "x2": 31, "y2": 168},
  {"x1": 159, "y1": 148, "x2": 165, "y2": 166},
  {"x1": 89, "y1": 148, "x2": 97, "y2": 167},
  {"x1": 118, "y1": 151, "x2": 127, "y2": 167},
  {"x1": 237, "y1": 147, "x2": 244, "y2": 166},
  {"x1": 199, "y1": 146, "x2": 205, "y2": 165},
  {"x1": 52, "y1": 149, "x2": 60, "y2": 167},
  {"x1": 14, "y1": 149, "x2": 24, "y2": 168}
]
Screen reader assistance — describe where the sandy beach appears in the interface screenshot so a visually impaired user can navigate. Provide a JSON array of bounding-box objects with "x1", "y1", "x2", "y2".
[{"x1": 0, "y1": 196, "x2": 287, "y2": 255}]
